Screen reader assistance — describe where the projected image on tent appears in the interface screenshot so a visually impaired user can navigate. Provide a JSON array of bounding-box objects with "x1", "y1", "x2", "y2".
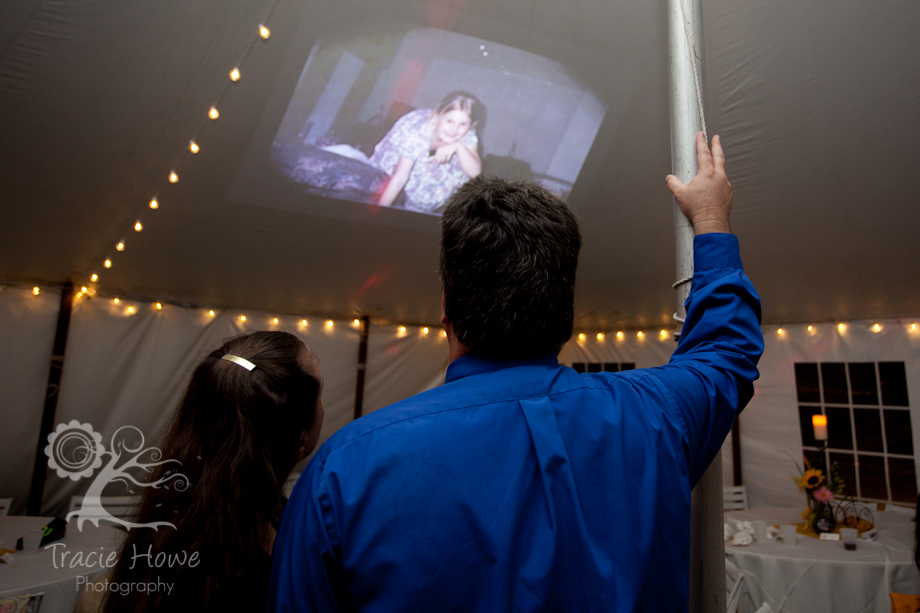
[{"x1": 269, "y1": 27, "x2": 605, "y2": 216}]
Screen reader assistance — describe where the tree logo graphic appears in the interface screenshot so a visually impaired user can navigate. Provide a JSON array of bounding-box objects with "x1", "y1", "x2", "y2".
[{"x1": 45, "y1": 420, "x2": 189, "y2": 531}]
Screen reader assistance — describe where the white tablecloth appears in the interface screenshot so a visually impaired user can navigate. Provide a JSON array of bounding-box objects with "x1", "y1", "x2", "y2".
[
  {"x1": 726, "y1": 507, "x2": 920, "y2": 613},
  {"x1": 0, "y1": 516, "x2": 122, "y2": 613}
]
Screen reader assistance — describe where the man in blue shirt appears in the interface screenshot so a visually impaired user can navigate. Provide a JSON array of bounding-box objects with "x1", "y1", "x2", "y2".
[{"x1": 270, "y1": 133, "x2": 763, "y2": 611}]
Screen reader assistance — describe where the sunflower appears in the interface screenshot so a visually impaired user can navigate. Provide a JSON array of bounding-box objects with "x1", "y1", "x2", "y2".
[{"x1": 802, "y1": 468, "x2": 824, "y2": 489}]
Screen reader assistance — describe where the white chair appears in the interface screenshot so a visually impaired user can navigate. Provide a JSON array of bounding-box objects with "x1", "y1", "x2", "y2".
[
  {"x1": 0, "y1": 497, "x2": 12, "y2": 516},
  {"x1": 886, "y1": 504, "x2": 916, "y2": 515},
  {"x1": 723, "y1": 485, "x2": 748, "y2": 511},
  {"x1": 725, "y1": 558, "x2": 746, "y2": 613},
  {"x1": 68, "y1": 495, "x2": 139, "y2": 520},
  {"x1": 283, "y1": 473, "x2": 302, "y2": 497}
]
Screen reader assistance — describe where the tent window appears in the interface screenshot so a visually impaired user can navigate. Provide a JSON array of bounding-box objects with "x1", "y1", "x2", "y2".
[
  {"x1": 796, "y1": 361, "x2": 917, "y2": 504},
  {"x1": 571, "y1": 362, "x2": 635, "y2": 374}
]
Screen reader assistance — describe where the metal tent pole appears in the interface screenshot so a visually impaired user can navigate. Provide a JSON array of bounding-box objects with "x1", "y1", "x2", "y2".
[{"x1": 667, "y1": 0, "x2": 725, "y2": 611}]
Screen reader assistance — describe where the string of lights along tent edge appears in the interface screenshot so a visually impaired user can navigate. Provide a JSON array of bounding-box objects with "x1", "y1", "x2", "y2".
[
  {"x1": 15, "y1": 283, "x2": 920, "y2": 344},
  {"x1": 79, "y1": 1, "x2": 281, "y2": 301}
]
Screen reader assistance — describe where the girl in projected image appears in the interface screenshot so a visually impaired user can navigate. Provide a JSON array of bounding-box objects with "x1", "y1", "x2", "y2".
[{"x1": 371, "y1": 92, "x2": 483, "y2": 213}]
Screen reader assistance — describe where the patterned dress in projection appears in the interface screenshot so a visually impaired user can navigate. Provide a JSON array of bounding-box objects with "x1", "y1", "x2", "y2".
[{"x1": 369, "y1": 109, "x2": 478, "y2": 213}]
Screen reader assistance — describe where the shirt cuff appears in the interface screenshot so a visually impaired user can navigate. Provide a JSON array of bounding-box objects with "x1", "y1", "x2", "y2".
[{"x1": 693, "y1": 233, "x2": 742, "y2": 271}]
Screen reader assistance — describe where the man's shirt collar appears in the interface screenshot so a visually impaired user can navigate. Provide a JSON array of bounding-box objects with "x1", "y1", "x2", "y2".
[{"x1": 445, "y1": 352, "x2": 560, "y2": 384}]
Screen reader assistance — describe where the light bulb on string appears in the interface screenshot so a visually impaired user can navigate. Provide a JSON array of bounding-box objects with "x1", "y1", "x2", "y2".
[
  {"x1": 134, "y1": 221, "x2": 143, "y2": 232},
  {"x1": 81, "y1": 286, "x2": 88, "y2": 293},
  {"x1": 104, "y1": 259, "x2": 112, "y2": 268},
  {"x1": 873, "y1": 323, "x2": 881, "y2": 332},
  {"x1": 90, "y1": 274, "x2": 98, "y2": 282},
  {"x1": 149, "y1": 198, "x2": 159, "y2": 209},
  {"x1": 127, "y1": 306, "x2": 135, "y2": 314},
  {"x1": 637, "y1": 331, "x2": 644, "y2": 339},
  {"x1": 838, "y1": 323, "x2": 846, "y2": 333},
  {"x1": 301, "y1": 319, "x2": 308, "y2": 326},
  {"x1": 597, "y1": 333, "x2": 604, "y2": 341},
  {"x1": 155, "y1": 303, "x2": 163, "y2": 311},
  {"x1": 660, "y1": 330, "x2": 667, "y2": 338},
  {"x1": 422, "y1": 327, "x2": 429, "y2": 335},
  {"x1": 777, "y1": 328, "x2": 784, "y2": 335},
  {"x1": 189, "y1": 141, "x2": 199, "y2": 154},
  {"x1": 258, "y1": 24, "x2": 271, "y2": 39},
  {"x1": 113, "y1": 298, "x2": 120, "y2": 304},
  {"x1": 808, "y1": 325, "x2": 814, "y2": 332},
  {"x1": 577, "y1": 333, "x2": 585, "y2": 341},
  {"x1": 209, "y1": 107, "x2": 219, "y2": 120},
  {"x1": 441, "y1": 330, "x2": 447, "y2": 337},
  {"x1": 326, "y1": 320, "x2": 334, "y2": 329},
  {"x1": 229, "y1": 67, "x2": 241, "y2": 82},
  {"x1": 208, "y1": 310, "x2": 215, "y2": 317},
  {"x1": 912, "y1": 323, "x2": 917, "y2": 331},
  {"x1": 616, "y1": 331, "x2": 624, "y2": 340},
  {"x1": 168, "y1": 171, "x2": 179, "y2": 183},
  {"x1": 32, "y1": 286, "x2": 40, "y2": 295},
  {"x1": 240, "y1": 315, "x2": 247, "y2": 322},
  {"x1": 116, "y1": 241, "x2": 125, "y2": 251},
  {"x1": 398, "y1": 326, "x2": 407, "y2": 334},
  {"x1": 353, "y1": 319, "x2": 360, "y2": 327},
  {"x1": 273, "y1": 318, "x2": 279, "y2": 325}
]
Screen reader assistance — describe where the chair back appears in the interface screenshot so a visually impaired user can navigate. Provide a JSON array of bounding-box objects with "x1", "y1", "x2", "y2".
[
  {"x1": 68, "y1": 495, "x2": 139, "y2": 520},
  {"x1": 0, "y1": 497, "x2": 12, "y2": 516},
  {"x1": 725, "y1": 558, "x2": 745, "y2": 613},
  {"x1": 723, "y1": 485, "x2": 748, "y2": 511}
]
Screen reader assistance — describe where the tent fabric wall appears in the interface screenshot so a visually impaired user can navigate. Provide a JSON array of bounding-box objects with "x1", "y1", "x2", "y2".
[
  {"x1": 0, "y1": 286, "x2": 60, "y2": 517},
  {"x1": 739, "y1": 319, "x2": 920, "y2": 509},
  {"x1": 3, "y1": 283, "x2": 918, "y2": 517}
]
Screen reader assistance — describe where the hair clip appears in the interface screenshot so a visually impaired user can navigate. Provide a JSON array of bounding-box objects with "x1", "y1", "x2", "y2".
[{"x1": 221, "y1": 354, "x2": 256, "y2": 371}]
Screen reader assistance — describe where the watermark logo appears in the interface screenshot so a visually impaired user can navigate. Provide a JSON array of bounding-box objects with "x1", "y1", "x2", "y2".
[{"x1": 45, "y1": 420, "x2": 189, "y2": 531}]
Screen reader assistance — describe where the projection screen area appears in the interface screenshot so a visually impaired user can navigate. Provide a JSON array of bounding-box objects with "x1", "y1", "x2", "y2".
[{"x1": 229, "y1": 14, "x2": 608, "y2": 226}]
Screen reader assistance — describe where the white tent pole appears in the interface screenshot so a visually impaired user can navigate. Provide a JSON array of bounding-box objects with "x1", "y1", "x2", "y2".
[{"x1": 667, "y1": 0, "x2": 725, "y2": 611}]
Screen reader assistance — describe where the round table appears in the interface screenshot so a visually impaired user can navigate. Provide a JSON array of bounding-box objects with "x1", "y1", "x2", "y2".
[
  {"x1": 726, "y1": 507, "x2": 920, "y2": 613},
  {"x1": 0, "y1": 516, "x2": 122, "y2": 613}
]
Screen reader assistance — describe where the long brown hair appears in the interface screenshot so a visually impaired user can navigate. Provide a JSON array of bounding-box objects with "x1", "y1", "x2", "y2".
[{"x1": 102, "y1": 331, "x2": 321, "y2": 612}]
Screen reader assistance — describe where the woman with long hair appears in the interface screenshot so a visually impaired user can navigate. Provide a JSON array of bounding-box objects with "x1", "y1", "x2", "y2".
[{"x1": 88, "y1": 331, "x2": 323, "y2": 612}]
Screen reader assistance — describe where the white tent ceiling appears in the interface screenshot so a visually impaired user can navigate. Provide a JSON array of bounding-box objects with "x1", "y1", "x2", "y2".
[{"x1": 2, "y1": 0, "x2": 918, "y2": 330}]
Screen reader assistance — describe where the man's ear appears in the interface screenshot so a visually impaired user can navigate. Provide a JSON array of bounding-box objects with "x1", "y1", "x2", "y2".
[{"x1": 441, "y1": 294, "x2": 449, "y2": 326}]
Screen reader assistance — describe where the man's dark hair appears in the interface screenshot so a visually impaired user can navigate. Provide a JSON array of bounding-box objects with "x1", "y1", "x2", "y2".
[{"x1": 440, "y1": 176, "x2": 581, "y2": 359}]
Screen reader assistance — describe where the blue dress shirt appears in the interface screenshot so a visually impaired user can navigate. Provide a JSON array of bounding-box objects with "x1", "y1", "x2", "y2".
[{"x1": 270, "y1": 233, "x2": 763, "y2": 612}]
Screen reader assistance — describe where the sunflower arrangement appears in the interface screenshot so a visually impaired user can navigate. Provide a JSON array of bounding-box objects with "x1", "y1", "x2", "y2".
[{"x1": 791, "y1": 459, "x2": 846, "y2": 533}]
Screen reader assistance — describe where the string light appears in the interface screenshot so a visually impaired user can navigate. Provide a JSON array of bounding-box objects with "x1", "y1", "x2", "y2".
[
  {"x1": 838, "y1": 323, "x2": 846, "y2": 333},
  {"x1": 116, "y1": 241, "x2": 125, "y2": 251},
  {"x1": 32, "y1": 286, "x2": 40, "y2": 295},
  {"x1": 75, "y1": 291, "x2": 84, "y2": 299},
  {"x1": 912, "y1": 323, "x2": 917, "y2": 331},
  {"x1": 155, "y1": 303, "x2": 163, "y2": 310},
  {"x1": 872, "y1": 323, "x2": 881, "y2": 332},
  {"x1": 127, "y1": 306, "x2": 135, "y2": 314},
  {"x1": 104, "y1": 259, "x2": 112, "y2": 268},
  {"x1": 230, "y1": 67, "x2": 241, "y2": 82},
  {"x1": 113, "y1": 298, "x2": 119, "y2": 304},
  {"x1": 577, "y1": 333, "x2": 586, "y2": 341},
  {"x1": 422, "y1": 327, "x2": 429, "y2": 334},
  {"x1": 90, "y1": 273, "x2": 98, "y2": 282},
  {"x1": 208, "y1": 310, "x2": 215, "y2": 317},
  {"x1": 660, "y1": 330, "x2": 667, "y2": 338},
  {"x1": 81, "y1": 286, "x2": 88, "y2": 293},
  {"x1": 301, "y1": 319, "x2": 308, "y2": 326},
  {"x1": 398, "y1": 326, "x2": 407, "y2": 334},
  {"x1": 134, "y1": 221, "x2": 143, "y2": 232},
  {"x1": 258, "y1": 24, "x2": 271, "y2": 39},
  {"x1": 637, "y1": 331, "x2": 644, "y2": 339},
  {"x1": 777, "y1": 328, "x2": 784, "y2": 335},
  {"x1": 597, "y1": 333, "x2": 604, "y2": 341},
  {"x1": 168, "y1": 171, "x2": 179, "y2": 183},
  {"x1": 208, "y1": 107, "x2": 219, "y2": 120},
  {"x1": 325, "y1": 320, "x2": 334, "y2": 329},
  {"x1": 353, "y1": 319, "x2": 361, "y2": 327},
  {"x1": 149, "y1": 198, "x2": 159, "y2": 210},
  {"x1": 273, "y1": 317, "x2": 279, "y2": 324},
  {"x1": 807, "y1": 325, "x2": 814, "y2": 332},
  {"x1": 616, "y1": 331, "x2": 624, "y2": 340},
  {"x1": 188, "y1": 141, "x2": 200, "y2": 154},
  {"x1": 240, "y1": 315, "x2": 246, "y2": 322}
]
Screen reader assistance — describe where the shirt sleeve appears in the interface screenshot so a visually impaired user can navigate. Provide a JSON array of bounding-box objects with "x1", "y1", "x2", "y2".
[
  {"x1": 268, "y1": 452, "x2": 345, "y2": 612},
  {"x1": 649, "y1": 233, "x2": 763, "y2": 487}
]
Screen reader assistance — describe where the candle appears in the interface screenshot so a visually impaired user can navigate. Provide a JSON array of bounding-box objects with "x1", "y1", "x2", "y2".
[{"x1": 812, "y1": 414, "x2": 828, "y2": 441}]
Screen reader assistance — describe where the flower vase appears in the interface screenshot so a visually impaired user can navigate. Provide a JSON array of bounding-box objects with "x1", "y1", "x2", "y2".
[{"x1": 809, "y1": 501, "x2": 836, "y2": 534}]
